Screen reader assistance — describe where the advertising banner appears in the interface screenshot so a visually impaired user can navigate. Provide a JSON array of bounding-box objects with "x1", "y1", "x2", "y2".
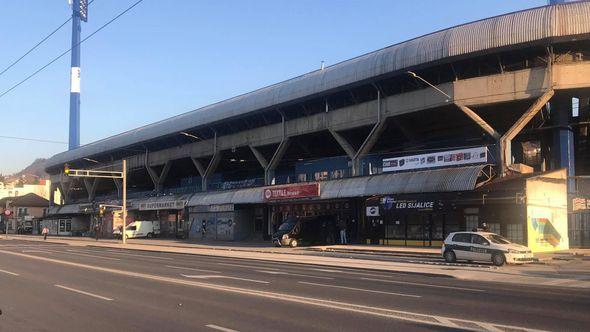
[
  {"x1": 263, "y1": 183, "x2": 320, "y2": 201},
  {"x1": 382, "y1": 147, "x2": 488, "y2": 173}
]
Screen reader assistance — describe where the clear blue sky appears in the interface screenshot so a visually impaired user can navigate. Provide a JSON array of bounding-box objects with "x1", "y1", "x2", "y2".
[{"x1": 0, "y1": 0, "x2": 547, "y2": 174}]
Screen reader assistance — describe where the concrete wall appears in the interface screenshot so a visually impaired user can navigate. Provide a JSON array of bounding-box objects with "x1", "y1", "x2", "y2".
[{"x1": 526, "y1": 169, "x2": 569, "y2": 252}]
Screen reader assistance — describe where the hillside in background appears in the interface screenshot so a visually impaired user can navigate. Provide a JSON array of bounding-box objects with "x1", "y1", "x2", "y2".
[{"x1": 3, "y1": 158, "x2": 48, "y2": 184}]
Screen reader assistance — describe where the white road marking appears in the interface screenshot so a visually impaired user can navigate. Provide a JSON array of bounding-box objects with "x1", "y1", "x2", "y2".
[
  {"x1": 217, "y1": 262, "x2": 279, "y2": 270},
  {"x1": 0, "y1": 268, "x2": 19, "y2": 276},
  {"x1": 22, "y1": 250, "x2": 51, "y2": 253},
  {"x1": 54, "y1": 284, "x2": 113, "y2": 301},
  {"x1": 1, "y1": 250, "x2": 546, "y2": 332},
  {"x1": 104, "y1": 250, "x2": 174, "y2": 261},
  {"x1": 298, "y1": 281, "x2": 421, "y2": 298},
  {"x1": 361, "y1": 277, "x2": 485, "y2": 292},
  {"x1": 311, "y1": 268, "x2": 341, "y2": 273},
  {"x1": 55, "y1": 250, "x2": 121, "y2": 261},
  {"x1": 181, "y1": 274, "x2": 270, "y2": 284},
  {"x1": 166, "y1": 265, "x2": 221, "y2": 274},
  {"x1": 205, "y1": 324, "x2": 239, "y2": 332},
  {"x1": 478, "y1": 322, "x2": 504, "y2": 332},
  {"x1": 255, "y1": 270, "x2": 334, "y2": 280}
]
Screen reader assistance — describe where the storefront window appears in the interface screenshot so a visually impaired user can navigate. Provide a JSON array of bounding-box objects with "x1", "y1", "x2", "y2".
[
  {"x1": 488, "y1": 223, "x2": 500, "y2": 235},
  {"x1": 407, "y1": 214, "x2": 423, "y2": 240},
  {"x1": 385, "y1": 219, "x2": 405, "y2": 239},
  {"x1": 465, "y1": 215, "x2": 478, "y2": 231},
  {"x1": 507, "y1": 224, "x2": 524, "y2": 244}
]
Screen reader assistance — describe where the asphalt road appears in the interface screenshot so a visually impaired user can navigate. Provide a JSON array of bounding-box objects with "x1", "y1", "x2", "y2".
[{"x1": 0, "y1": 239, "x2": 588, "y2": 332}]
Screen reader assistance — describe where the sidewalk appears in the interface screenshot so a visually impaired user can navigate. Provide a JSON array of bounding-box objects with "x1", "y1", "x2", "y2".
[{"x1": 5, "y1": 234, "x2": 590, "y2": 289}]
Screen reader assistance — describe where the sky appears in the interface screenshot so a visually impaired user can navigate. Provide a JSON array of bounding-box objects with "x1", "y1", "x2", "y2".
[{"x1": 0, "y1": 0, "x2": 548, "y2": 174}]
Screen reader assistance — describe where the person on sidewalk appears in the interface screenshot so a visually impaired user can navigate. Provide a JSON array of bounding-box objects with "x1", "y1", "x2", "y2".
[
  {"x1": 201, "y1": 220, "x2": 207, "y2": 239},
  {"x1": 338, "y1": 218, "x2": 347, "y2": 245},
  {"x1": 94, "y1": 224, "x2": 101, "y2": 241},
  {"x1": 42, "y1": 226, "x2": 49, "y2": 240}
]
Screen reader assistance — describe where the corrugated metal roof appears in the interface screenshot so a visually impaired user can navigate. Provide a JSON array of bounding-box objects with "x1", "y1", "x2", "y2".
[
  {"x1": 46, "y1": 2, "x2": 590, "y2": 168},
  {"x1": 321, "y1": 165, "x2": 486, "y2": 199},
  {"x1": 188, "y1": 188, "x2": 263, "y2": 206},
  {"x1": 185, "y1": 165, "x2": 485, "y2": 206}
]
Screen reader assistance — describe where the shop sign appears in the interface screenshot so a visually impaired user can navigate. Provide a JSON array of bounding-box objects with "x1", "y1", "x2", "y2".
[
  {"x1": 382, "y1": 146, "x2": 488, "y2": 173},
  {"x1": 573, "y1": 197, "x2": 590, "y2": 211},
  {"x1": 139, "y1": 200, "x2": 185, "y2": 211},
  {"x1": 263, "y1": 183, "x2": 320, "y2": 201},
  {"x1": 209, "y1": 204, "x2": 234, "y2": 212},
  {"x1": 381, "y1": 196, "x2": 438, "y2": 211},
  {"x1": 366, "y1": 206, "x2": 380, "y2": 217}
]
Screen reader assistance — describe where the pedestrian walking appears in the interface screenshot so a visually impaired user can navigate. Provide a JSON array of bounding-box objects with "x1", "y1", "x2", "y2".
[
  {"x1": 42, "y1": 226, "x2": 49, "y2": 240},
  {"x1": 338, "y1": 218, "x2": 347, "y2": 244},
  {"x1": 201, "y1": 220, "x2": 207, "y2": 239}
]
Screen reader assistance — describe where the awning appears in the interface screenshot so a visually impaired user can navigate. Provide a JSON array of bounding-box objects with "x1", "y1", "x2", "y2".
[
  {"x1": 47, "y1": 166, "x2": 487, "y2": 212},
  {"x1": 130, "y1": 194, "x2": 192, "y2": 211},
  {"x1": 188, "y1": 187, "x2": 263, "y2": 207},
  {"x1": 321, "y1": 165, "x2": 487, "y2": 199}
]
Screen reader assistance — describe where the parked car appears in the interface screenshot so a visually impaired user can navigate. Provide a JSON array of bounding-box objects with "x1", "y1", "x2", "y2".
[
  {"x1": 441, "y1": 231, "x2": 534, "y2": 266},
  {"x1": 113, "y1": 220, "x2": 161, "y2": 239},
  {"x1": 272, "y1": 216, "x2": 326, "y2": 248}
]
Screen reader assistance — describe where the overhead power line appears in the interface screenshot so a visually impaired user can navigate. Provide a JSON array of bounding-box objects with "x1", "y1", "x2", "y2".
[
  {"x1": 0, "y1": 0, "x2": 97, "y2": 79},
  {"x1": 0, "y1": 0, "x2": 144, "y2": 100},
  {"x1": 0, "y1": 135, "x2": 67, "y2": 145},
  {"x1": 0, "y1": 18, "x2": 71, "y2": 78}
]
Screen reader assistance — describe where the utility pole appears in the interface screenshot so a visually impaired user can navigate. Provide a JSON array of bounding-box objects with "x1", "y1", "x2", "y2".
[{"x1": 69, "y1": 0, "x2": 88, "y2": 150}]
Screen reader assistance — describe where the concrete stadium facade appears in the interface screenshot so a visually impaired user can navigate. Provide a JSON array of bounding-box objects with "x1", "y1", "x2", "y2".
[{"x1": 45, "y1": 2, "x2": 590, "y2": 249}]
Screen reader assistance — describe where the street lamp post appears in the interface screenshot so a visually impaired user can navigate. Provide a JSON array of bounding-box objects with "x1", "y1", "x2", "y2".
[{"x1": 64, "y1": 159, "x2": 127, "y2": 244}]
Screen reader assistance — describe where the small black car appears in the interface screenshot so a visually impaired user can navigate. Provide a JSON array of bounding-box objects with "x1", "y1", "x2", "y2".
[{"x1": 272, "y1": 216, "x2": 326, "y2": 248}]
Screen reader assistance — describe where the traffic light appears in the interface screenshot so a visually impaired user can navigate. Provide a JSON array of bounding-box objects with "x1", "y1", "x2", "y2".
[
  {"x1": 98, "y1": 204, "x2": 106, "y2": 217},
  {"x1": 64, "y1": 163, "x2": 71, "y2": 175}
]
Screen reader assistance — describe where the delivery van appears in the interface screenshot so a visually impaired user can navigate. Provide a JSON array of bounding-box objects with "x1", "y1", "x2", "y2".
[{"x1": 113, "y1": 220, "x2": 161, "y2": 239}]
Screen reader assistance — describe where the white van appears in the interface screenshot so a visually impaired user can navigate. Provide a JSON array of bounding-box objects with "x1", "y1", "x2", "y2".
[{"x1": 114, "y1": 221, "x2": 161, "y2": 239}]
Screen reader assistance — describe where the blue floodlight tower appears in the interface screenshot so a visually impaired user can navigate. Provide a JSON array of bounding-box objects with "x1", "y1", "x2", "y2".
[{"x1": 68, "y1": 0, "x2": 88, "y2": 150}]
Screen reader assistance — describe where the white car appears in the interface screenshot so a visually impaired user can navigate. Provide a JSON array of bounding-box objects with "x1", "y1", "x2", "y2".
[{"x1": 441, "y1": 231, "x2": 534, "y2": 266}]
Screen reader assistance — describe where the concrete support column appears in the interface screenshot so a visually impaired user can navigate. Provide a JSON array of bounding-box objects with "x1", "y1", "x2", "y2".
[
  {"x1": 328, "y1": 128, "x2": 357, "y2": 176},
  {"x1": 551, "y1": 96, "x2": 575, "y2": 178},
  {"x1": 192, "y1": 153, "x2": 220, "y2": 192},
  {"x1": 500, "y1": 89, "x2": 554, "y2": 176},
  {"x1": 146, "y1": 161, "x2": 172, "y2": 192},
  {"x1": 58, "y1": 180, "x2": 72, "y2": 205},
  {"x1": 83, "y1": 178, "x2": 99, "y2": 202},
  {"x1": 49, "y1": 183, "x2": 57, "y2": 206},
  {"x1": 113, "y1": 178, "x2": 122, "y2": 199},
  {"x1": 265, "y1": 138, "x2": 290, "y2": 185}
]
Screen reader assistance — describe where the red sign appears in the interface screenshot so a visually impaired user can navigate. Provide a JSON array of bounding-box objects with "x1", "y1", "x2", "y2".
[
  {"x1": 263, "y1": 183, "x2": 320, "y2": 201},
  {"x1": 4, "y1": 210, "x2": 11, "y2": 216}
]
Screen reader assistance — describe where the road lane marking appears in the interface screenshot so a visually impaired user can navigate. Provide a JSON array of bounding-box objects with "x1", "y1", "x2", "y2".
[
  {"x1": 22, "y1": 250, "x2": 51, "y2": 253},
  {"x1": 54, "y1": 284, "x2": 113, "y2": 301},
  {"x1": 53, "y1": 250, "x2": 121, "y2": 261},
  {"x1": 361, "y1": 277, "x2": 485, "y2": 292},
  {"x1": 298, "y1": 281, "x2": 420, "y2": 298},
  {"x1": 255, "y1": 270, "x2": 334, "y2": 280},
  {"x1": 166, "y1": 265, "x2": 221, "y2": 274},
  {"x1": 217, "y1": 262, "x2": 279, "y2": 270},
  {"x1": 104, "y1": 250, "x2": 174, "y2": 260},
  {"x1": 181, "y1": 274, "x2": 270, "y2": 284},
  {"x1": 205, "y1": 324, "x2": 239, "y2": 332},
  {"x1": 0, "y1": 268, "x2": 19, "y2": 276},
  {"x1": 311, "y1": 268, "x2": 341, "y2": 273},
  {"x1": 1, "y1": 250, "x2": 546, "y2": 332}
]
